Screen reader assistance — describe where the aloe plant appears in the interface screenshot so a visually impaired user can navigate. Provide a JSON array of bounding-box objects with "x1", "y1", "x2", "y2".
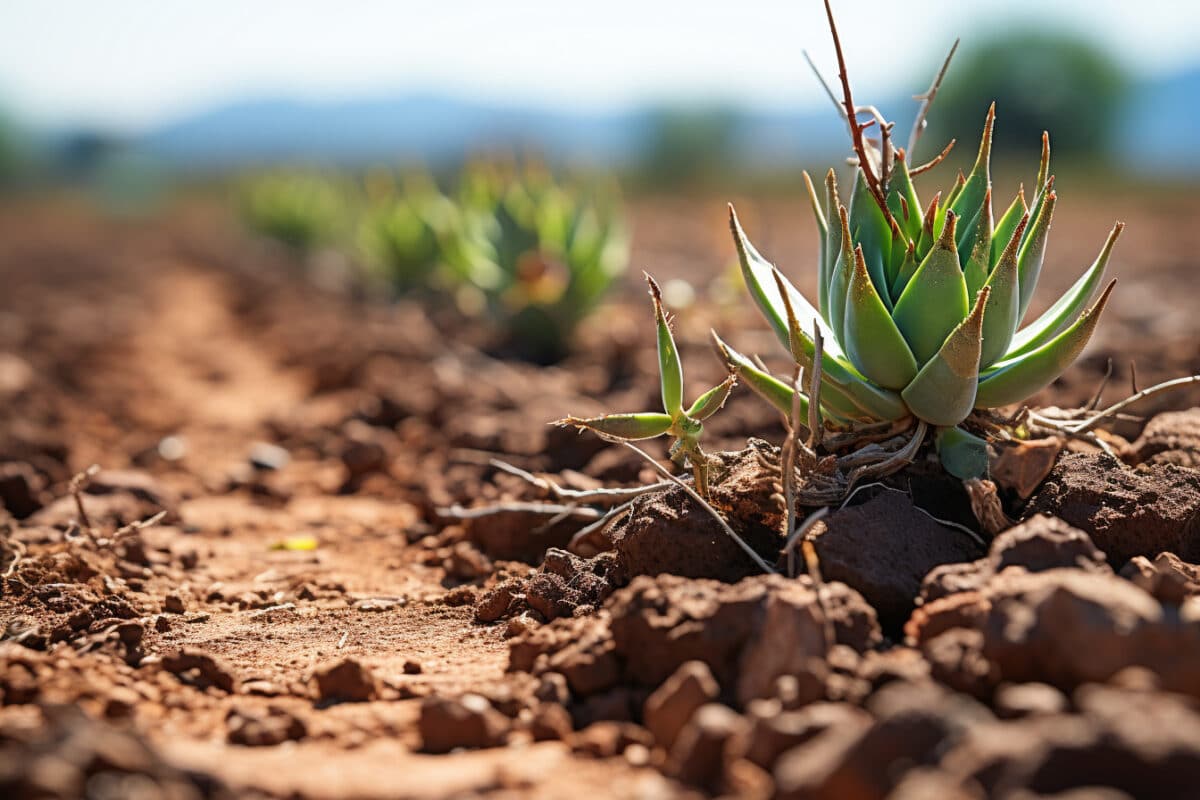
[
  {"x1": 449, "y1": 162, "x2": 629, "y2": 363},
  {"x1": 718, "y1": 103, "x2": 1123, "y2": 480},
  {"x1": 357, "y1": 172, "x2": 463, "y2": 294},
  {"x1": 559, "y1": 275, "x2": 734, "y2": 496},
  {"x1": 241, "y1": 172, "x2": 345, "y2": 253}
]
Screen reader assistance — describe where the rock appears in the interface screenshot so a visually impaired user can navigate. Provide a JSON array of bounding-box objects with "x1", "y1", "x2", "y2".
[
  {"x1": 419, "y1": 693, "x2": 509, "y2": 753},
  {"x1": 313, "y1": 658, "x2": 377, "y2": 703},
  {"x1": 529, "y1": 702, "x2": 573, "y2": 741},
  {"x1": 980, "y1": 570, "x2": 1168, "y2": 691},
  {"x1": 1121, "y1": 552, "x2": 1200, "y2": 604},
  {"x1": 0, "y1": 704, "x2": 226, "y2": 798},
  {"x1": 161, "y1": 648, "x2": 237, "y2": 693},
  {"x1": 475, "y1": 579, "x2": 521, "y2": 623},
  {"x1": 465, "y1": 509, "x2": 583, "y2": 563},
  {"x1": 643, "y1": 660, "x2": 720, "y2": 751},
  {"x1": 775, "y1": 681, "x2": 992, "y2": 800},
  {"x1": 248, "y1": 442, "x2": 290, "y2": 471},
  {"x1": 667, "y1": 703, "x2": 747, "y2": 791},
  {"x1": 0, "y1": 461, "x2": 40, "y2": 518},
  {"x1": 993, "y1": 682, "x2": 1068, "y2": 720},
  {"x1": 476, "y1": 551, "x2": 622, "y2": 624},
  {"x1": 811, "y1": 490, "x2": 983, "y2": 632},
  {"x1": 920, "y1": 561, "x2": 991, "y2": 604},
  {"x1": 609, "y1": 574, "x2": 878, "y2": 694},
  {"x1": 1025, "y1": 452, "x2": 1200, "y2": 566},
  {"x1": 1131, "y1": 408, "x2": 1200, "y2": 468},
  {"x1": 940, "y1": 685, "x2": 1200, "y2": 798},
  {"x1": 608, "y1": 443, "x2": 783, "y2": 582},
  {"x1": 163, "y1": 592, "x2": 186, "y2": 614},
  {"x1": 886, "y1": 768, "x2": 985, "y2": 800},
  {"x1": 444, "y1": 541, "x2": 492, "y2": 580},
  {"x1": 989, "y1": 515, "x2": 1111, "y2": 575},
  {"x1": 226, "y1": 705, "x2": 307, "y2": 746},
  {"x1": 571, "y1": 721, "x2": 654, "y2": 758},
  {"x1": 736, "y1": 581, "x2": 832, "y2": 706},
  {"x1": 402, "y1": 660, "x2": 422, "y2": 675},
  {"x1": 534, "y1": 672, "x2": 570, "y2": 705},
  {"x1": 733, "y1": 700, "x2": 870, "y2": 771}
]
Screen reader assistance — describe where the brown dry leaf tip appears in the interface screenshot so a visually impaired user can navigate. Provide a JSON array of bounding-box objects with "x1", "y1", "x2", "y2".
[
  {"x1": 937, "y1": 209, "x2": 959, "y2": 251},
  {"x1": 922, "y1": 192, "x2": 941, "y2": 234},
  {"x1": 644, "y1": 272, "x2": 673, "y2": 329}
]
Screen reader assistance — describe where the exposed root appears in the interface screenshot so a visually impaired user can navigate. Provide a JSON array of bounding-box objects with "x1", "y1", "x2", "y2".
[{"x1": 488, "y1": 458, "x2": 669, "y2": 505}]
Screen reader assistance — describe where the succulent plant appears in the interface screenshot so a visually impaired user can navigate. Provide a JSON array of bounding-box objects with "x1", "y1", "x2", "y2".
[
  {"x1": 449, "y1": 162, "x2": 629, "y2": 363},
  {"x1": 241, "y1": 172, "x2": 345, "y2": 253},
  {"x1": 559, "y1": 275, "x2": 734, "y2": 496},
  {"x1": 357, "y1": 172, "x2": 463, "y2": 295},
  {"x1": 716, "y1": 105, "x2": 1123, "y2": 480}
]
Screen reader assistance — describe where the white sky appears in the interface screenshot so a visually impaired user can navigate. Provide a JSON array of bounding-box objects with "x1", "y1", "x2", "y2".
[{"x1": 1, "y1": 0, "x2": 1197, "y2": 132}]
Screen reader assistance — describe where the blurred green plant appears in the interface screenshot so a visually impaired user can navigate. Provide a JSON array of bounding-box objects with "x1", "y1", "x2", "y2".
[
  {"x1": 240, "y1": 172, "x2": 346, "y2": 253},
  {"x1": 449, "y1": 161, "x2": 630, "y2": 363},
  {"x1": 925, "y1": 29, "x2": 1127, "y2": 159},
  {"x1": 357, "y1": 171, "x2": 463, "y2": 295}
]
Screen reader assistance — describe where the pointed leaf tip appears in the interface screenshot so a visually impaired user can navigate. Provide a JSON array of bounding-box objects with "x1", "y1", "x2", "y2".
[
  {"x1": 646, "y1": 272, "x2": 684, "y2": 418},
  {"x1": 938, "y1": 209, "x2": 959, "y2": 251},
  {"x1": 976, "y1": 279, "x2": 1117, "y2": 409}
]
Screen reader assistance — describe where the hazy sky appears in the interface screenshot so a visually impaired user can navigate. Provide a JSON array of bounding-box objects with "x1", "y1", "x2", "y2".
[{"x1": 1, "y1": 1, "x2": 1198, "y2": 131}]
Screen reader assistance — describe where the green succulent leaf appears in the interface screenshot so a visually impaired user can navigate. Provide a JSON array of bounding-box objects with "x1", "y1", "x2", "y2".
[
  {"x1": 646, "y1": 274, "x2": 683, "y2": 417},
  {"x1": 935, "y1": 426, "x2": 991, "y2": 481},
  {"x1": 887, "y1": 155, "x2": 923, "y2": 242},
  {"x1": 843, "y1": 246, "x2": 919, "y2": 389},
  {"x1": 803, "y1": 172, "x2": 829, "y2": 301},
  {"x1": 820, "y1": 170, "x2": 842, "y2": 321},
  {"x1": 901, "y1": 286, "x2": 989, "y2": 426},
  {"x1": 827, "y1": 204, "x2": 855, "y2": 337},
  {"x1": 991, "y1": 188, "x2": 1028, "y2": 265},
  {"x1": 687, "y1": 376, "x2": 736, "y2": 421},
  {"x1": 975, "y1": 280, "x2": 1116, "y2": 408},
  {"x1": 1016, "y1": 190, "x2": 1057, "y2": 322},
  {"x1": 891, "y1": 210, "x2": 970, "y2": 364},
  {"x1": 963, "y1": 188, "x2": 993, "y2": 298},
  {"x1": 948, "y1": 103, "x2": 995, "y2": 254},
  {"x1": 710, "y1": 333, "x2": 807, "y2": 419},
  {"x1": 1033, "y1": 132, "x2": 1051, "y2": 206},
  {"x1": 979, "y1": 212, "x2": 1030, "y2": 368},
  {"x1": 848, "y1": 170, "x2": 893, "y2": 305},
  {"x1": 557, "y1": 412, "x2": 674, "y2": 441},
  {"x1": 916, "y1": 192, "x2": 941, "y2": 260},
  {"x1": 1005, "y1": 222, "x2": 1123, "y2": 360},
  {"x1": 889, "y1": 241, "x2": 919, "y2": 302}
]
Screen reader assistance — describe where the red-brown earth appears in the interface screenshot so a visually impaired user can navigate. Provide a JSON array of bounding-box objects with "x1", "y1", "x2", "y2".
[{"x1": 2, "y1": 186, "x2": 1200, "y2": 799}]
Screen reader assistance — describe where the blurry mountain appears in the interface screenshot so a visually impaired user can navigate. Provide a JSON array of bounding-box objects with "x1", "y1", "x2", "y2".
[
  {"x1": 1116, "y1": 66, "x2": 1200, "y2": 177},
  {"x1": 138, "y1": 93, "x2": 851, "y2": 173}
]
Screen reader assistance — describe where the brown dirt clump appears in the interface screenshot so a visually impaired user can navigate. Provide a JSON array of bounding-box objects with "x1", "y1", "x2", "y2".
[{"x1": 1024, "y1": 451, "x2": 1200, "y2": 566}]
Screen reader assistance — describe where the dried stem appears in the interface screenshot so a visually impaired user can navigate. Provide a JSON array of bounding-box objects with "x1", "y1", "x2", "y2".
[
  {"x1": 1086, "y1": 358, "x2": 1114, "y2": 411},
  {"x1": 782, "y1": 365, "x2": 804, "y2": 577},
  {"x1": 822, "y1": 0, "x2": 890, "y2": 218},
  {"x1": 488, "y1": 458, "x2": 668, "y2": 505},
  {"x1": 909, "y1": 139, "x2": 956, "y2": 177},
  {"x1": 908, "y1": 38, "x2": 960, "y2": 160},
  {"x1": 807, "y1": 323, "x2": 825, "y2": 451},
  {"x1": 437, "y1": 502, "x2": 602, "y2": 521},
  {"x1": 69, "y1": 464, "x2": 100, "y2": 539},
  {"x1": 1068, "y1": 375, "x2": 1200, "y2": 435}
]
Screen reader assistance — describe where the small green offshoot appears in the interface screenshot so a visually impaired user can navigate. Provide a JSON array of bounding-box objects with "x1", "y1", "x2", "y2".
[{"x1": 558, "y1": 274, "x2": 734, "y2": 497}]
